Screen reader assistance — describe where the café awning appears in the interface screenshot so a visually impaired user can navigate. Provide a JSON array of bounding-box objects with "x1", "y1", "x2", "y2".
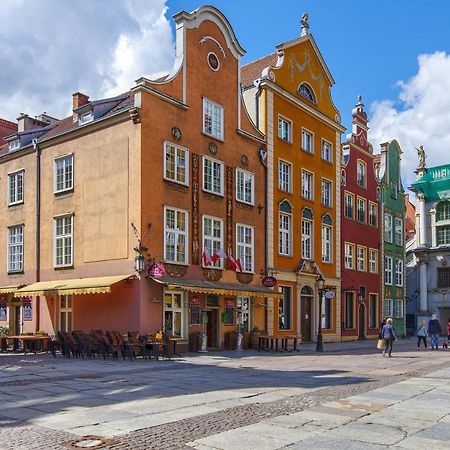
[
  {"x1": 151, "y1": 275, "x2": 283, "y2": 298},
  {"x1": 0, "y1": 285, "x2": 20, "y2": 294},
  {"x1": 14, "y1": 274, "x2": 134, "y2": 297}
]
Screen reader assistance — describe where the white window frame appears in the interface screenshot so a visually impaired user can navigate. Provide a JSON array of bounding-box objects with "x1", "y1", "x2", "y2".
[
  {"x1": 279, "y1": 211, "x2": 292, "y2": 256},
  {"x1": 344, "y1": 192, "x2": 354, "y2": 219},
  {"x1": 321, "y1": 178, "x2": 332, "y2": 207},
  {"x1": 394, "y1": 299, "x2": 404, "y2": 319},
  {"x1": 384, "y1": 298, "x2": 394, "y2": 318},
  {"x1": 384, "y1": 213, "x2": 393, "y2": 243},
  {"x1": 395, "y1": 258, "x2": 404, "y2": 287},
  {"x1": 202, "y1": 155, "x2": 224, "y2": 196},
  {"x1": 236, "y1": 223, "x2": 254, "y2": 273},
  {"x1": 8, "y1": 139, "x2": 20, "y2": 151},
  {"x1": 302, "y1": 218, "x2": 313, "y2": 260},
  {"x1": 278, "y1": 159, "x2": 292, "y2": 193},
  {"x1": 54, "y1": 154, "x2": 74, "y2": 194},
  {"x1": 301, "y1": 170, "x2": 314, "y2": 200},
  {"x1": 58, "y1": 295, "x2": 73, "y2": 333},
  {"x1": 202, "y1": 215, "x2": 224, "y2": 269},
  {"x1": 163, "y1": 141, "x2": 189, "y2": 186},
  {"x1": 236, "y1": 168, "x2": 254, "y2": 205},
  {"x1": 203, "y1": 98, "x2": 224, "y2": 140},
  {"x1": 8, "y1": 170, "x2": 24, "y2": 206},
  {"x1": 321, "y1": 139, "x2": 332, "y2": 162},
  {"x1": 357, "y1": 197, "x2": 366, "y2": 223},
  {"x1": 301, "y1": 128, "x2": 314, "y2": 153},
  {"x1": 53, "y1": 214, "x2": 73, "y2": 268},
  {"x1": 236, "y1": 297, "x2": 251, "y2": 332},
  {"x1": 395, "y1": 217, "x2": 403, "y2": 246},
  {"x1": 385, "y1": 256, "x2": 393, "y2": 285},
  {"x1": 322, "y1": 224, "x2": 332, "y2": 263},
  {"x1": 163, "y1": 290, "x2": 185, "y2": 338},
  {"x1": 345, "y1": 243, "x2": 354, "y2": 269},
  {"x1": 369, "y1": 248, "x2": 378, "y2": 273},
  {"x1": 357, "y1": 246, "x2": 366, "y2": 272},
  {"x1": 278, "y1": 115, "x2": 292, "y2": 143},
  {"x1": 164, "y1": 206, "x2": 188, "y2": 264},
  {"x1": 78, "y1": 111, "x2": 93, "y2": 125},
  {"x1": 8, "y1": 225, "x2": 24, "y2": 273}
]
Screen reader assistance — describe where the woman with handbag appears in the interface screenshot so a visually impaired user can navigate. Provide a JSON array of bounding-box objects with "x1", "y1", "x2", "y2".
[
  {"x1": 381, "y1": 318, "x2": 397, "y2": 357},
  {"x1": 417, "y1": 320, "x2": 428, "y2": 350}
]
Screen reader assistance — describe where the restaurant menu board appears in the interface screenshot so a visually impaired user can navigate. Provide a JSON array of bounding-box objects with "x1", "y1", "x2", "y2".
[
  {"x1": 223, "y1": 299, "x2": 234, "y2": 325},
  {"x1": 23, "y1": 301, "x2": 32, "y2": 321},
  {"x1": 0, "y1": 304, "x2": 6, "y2": 321}
]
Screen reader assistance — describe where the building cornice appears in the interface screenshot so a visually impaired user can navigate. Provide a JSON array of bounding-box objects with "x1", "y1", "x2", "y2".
[{"x1": 132, "y1": 84, "x2": 189, "y2": 110}]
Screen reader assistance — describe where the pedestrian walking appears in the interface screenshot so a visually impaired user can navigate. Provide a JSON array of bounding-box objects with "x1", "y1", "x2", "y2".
[
  {"x1": 381, "y1": 318, "x2": 397, "y2": 357},
  {"x1": 428, "y1": 314, "x2": 442, "y2": 350},
  {"x1": 417, "y1": 320, "x2": 428, "y2": 350}
]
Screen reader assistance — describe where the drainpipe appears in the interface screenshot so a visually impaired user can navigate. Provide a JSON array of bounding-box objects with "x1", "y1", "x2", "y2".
[{"x1": 32, "y1": 138, "x2": 41, "y2": 331}]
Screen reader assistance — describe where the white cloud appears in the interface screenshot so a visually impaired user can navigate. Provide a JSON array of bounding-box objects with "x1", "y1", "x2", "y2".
[
  {"x1": 0, "y1": 0, "x2": 174, "y2": 122},
  {"x1": 370, "y1": 52, "x2": 450, "y2": 190}
]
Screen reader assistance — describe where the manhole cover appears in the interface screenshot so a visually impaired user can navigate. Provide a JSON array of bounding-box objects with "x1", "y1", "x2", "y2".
[
  {"x1": 65, "y1": 436, "x2": 115, "y2": 450},
  {"x1": 74, "y1": 438, "x2": 103, "y2": 448}
]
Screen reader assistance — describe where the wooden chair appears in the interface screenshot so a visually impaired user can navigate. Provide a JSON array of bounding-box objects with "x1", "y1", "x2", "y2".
[
  {"x1": 106, "y1": 331, "x2": 126, "y2": 360},
  {"x1": 125, "y1": 331, "x2": 145, "y2": 360}
]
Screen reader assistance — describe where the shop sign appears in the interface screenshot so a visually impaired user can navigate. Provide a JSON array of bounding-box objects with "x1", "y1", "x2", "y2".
[
  {"x1": 262, "y1": 276, "x2": 277, "y2": 287},
  {"x1": 148, "y1": 262, "x2": 165, "y2": 278},
  {"x1": 324, "y1": 290, "x2": 335, "y2": 299}
]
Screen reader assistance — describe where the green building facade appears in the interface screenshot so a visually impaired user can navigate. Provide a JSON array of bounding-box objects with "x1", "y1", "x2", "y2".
[{"x1": 377, "y1": 140, "x2": 406, "y2": 336}]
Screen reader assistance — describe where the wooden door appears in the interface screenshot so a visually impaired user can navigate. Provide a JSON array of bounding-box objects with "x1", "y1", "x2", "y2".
[
  {"x1": 300, "y1": 297, "x2": 312, "y2": 342},
  {"x1": 207, "y1": 310, "x2": 218, "y2": 348},
  {"x1": 358, "y1": 304, "x2": 366, "y2": 340}
]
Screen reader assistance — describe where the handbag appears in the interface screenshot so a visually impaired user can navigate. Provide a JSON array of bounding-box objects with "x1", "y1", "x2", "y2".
[{"x1": 377, "y1": 339, "x2": 386, "y2": 350}]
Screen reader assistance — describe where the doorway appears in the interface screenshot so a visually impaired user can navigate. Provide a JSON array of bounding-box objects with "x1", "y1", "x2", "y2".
[
  {"x1": 206, "y1": 309, "x2": 219, "y2": 348},
  {"x1": 358, "y1": 303, "x2": 366, "y2": 340},
  {"x1": 301, "y1": 286, "x2": 313, "y2": 342}
]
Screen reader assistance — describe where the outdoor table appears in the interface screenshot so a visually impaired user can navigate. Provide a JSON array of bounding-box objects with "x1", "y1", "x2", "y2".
[
  {"x1": 258, "y1": 335, "x2": 300, "y2": 352},
  {"x1": 6, "y1": 335, "x2": 50, "y2": 354}
]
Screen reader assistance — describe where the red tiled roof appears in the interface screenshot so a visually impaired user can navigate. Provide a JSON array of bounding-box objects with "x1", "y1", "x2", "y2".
[{"x1": 241, "y1": 53, "x2": 277, "y2": 86}]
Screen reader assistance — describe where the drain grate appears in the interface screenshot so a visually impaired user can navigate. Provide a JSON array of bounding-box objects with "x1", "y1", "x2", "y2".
[{"x1": 64, "y1": 435, "x2": 116, "y2": 449}]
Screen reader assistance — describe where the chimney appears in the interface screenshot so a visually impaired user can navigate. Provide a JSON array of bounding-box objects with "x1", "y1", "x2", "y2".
[
  {"x1": 17, "y1": 113, "x2": 36, "y2": 132},
  {"x1": 72, "y1": 92, "x2": 89, "y2": 122}
]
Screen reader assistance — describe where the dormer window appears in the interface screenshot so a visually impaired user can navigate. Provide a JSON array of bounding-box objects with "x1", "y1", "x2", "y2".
[
  {"x1": 78, "y1": 111, "x2": 93, "y2": 125},
  {"x1": 8, "y1": 139, "x2": 20, "y2": 151},
  {"x1": 298, "y1": 83, "x2": 316, "y2": 103}
]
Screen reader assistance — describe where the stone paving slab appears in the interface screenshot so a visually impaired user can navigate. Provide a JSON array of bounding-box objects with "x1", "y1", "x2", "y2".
[{"x1": 283, "y1": 435, "x2": 387, "y2": 450}]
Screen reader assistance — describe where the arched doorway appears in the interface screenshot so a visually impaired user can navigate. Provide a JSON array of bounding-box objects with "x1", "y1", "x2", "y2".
[
  {"x1": 358, "y1": 303, "x2": 366, "y2": 340},
  {"x1": 301, "y1": 286, "x2": 313, "y2": 342}
]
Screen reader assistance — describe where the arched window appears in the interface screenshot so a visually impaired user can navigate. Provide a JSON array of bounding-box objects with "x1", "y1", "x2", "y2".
[
  {"x1": 436, "y1": 201, "x2": 450, "y2": 221},
  {"x1": 298, "y1": 83, "x2": 316, "y2": 103},
  {"x1": 301, "y1": 286, "x2": 314, "y2": 296},
  {"x1": 279, "y1": 199, "x2": 292, "y2": 214},
  {"x1": 279, "y1": 200, "x2": 292, "y2": 255},
  {"x1": 322, "y1": 214, "x2": 333, "y2": 263}
]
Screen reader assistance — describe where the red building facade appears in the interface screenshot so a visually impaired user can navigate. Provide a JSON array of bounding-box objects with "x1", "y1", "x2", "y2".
[
  {"x1": 341, "y1": 98, "x2": 381, "y2": 340},
  {"x1": 0, "y1": 118, "x2": 17, "y2": 146}
]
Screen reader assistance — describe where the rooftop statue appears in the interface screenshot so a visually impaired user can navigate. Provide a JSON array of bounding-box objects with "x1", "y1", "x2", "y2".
[{"x1": 416, "y1": 145, "x2": 427, "y2": 170}]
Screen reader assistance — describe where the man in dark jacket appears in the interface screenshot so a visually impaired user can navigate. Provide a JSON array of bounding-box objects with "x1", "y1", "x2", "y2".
[{"x1": 428, "y1": 315, "x2": 442, "y2": 350}]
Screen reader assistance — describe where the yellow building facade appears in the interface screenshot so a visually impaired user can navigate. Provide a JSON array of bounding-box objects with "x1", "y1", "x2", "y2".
[{"x1": 242, "y1": 17, "x2": 345, "y2": 342}]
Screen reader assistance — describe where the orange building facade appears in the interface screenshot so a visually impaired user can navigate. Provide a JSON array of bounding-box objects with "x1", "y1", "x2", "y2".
[{"x1": 242, "y1": 17, "x2": 345, "y2": 342}]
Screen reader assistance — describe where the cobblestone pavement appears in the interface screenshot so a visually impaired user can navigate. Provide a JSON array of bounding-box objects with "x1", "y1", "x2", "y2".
[{"x1": 0, "y1": 339, "x2": 449, "y2": 450}]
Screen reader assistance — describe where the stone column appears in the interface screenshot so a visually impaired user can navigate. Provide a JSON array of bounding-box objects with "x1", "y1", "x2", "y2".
[
  {"x1": 419, "y1": 260, "x2": 428, "y2": 311},
  {"x1": 418, "y1": 194, "x2": 427, "y2": 246}
]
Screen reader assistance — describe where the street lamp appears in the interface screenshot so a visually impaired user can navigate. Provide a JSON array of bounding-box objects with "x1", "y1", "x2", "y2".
[{"x1": 316, "y1": 274, "x2": 325, "y2": 352}]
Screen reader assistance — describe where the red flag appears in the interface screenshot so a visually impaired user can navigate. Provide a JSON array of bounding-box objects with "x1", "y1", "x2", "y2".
[
  {"x1": 202, "y1": 250, "x2": 212, "y2": 266},
  {"x1": 236, "y1": 258, "x2": 243, "y2": 272}
]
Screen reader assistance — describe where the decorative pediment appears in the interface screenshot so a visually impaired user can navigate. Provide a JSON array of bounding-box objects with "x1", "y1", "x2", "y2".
[{"x1": 295, "y1": 259, "x2": 320, "y2": 275}]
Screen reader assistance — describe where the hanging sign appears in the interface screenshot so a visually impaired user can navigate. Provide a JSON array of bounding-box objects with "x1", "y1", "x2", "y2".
[
  {"x1": 325, "y1": 290, "x2": 335, "y2": 299},
  {"x1": 148, "y1": 262, "x2": 165, "y2": 278},
  {"x1": 262, "y1": 276, "x2": 277, "y2": 287}
]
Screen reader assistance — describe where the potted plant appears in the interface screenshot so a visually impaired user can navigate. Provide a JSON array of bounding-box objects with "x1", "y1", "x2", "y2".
[{"x1": 0, "y1": 326, "x2": 10, "y2": 352}]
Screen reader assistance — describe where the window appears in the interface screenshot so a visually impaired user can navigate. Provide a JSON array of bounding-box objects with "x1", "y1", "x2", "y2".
[
  {"x1": 301, "y1": 129, "x2": 313, "y2": 153},
  {"x1": 369, "y1": 202, "x2": 378, "y2": 227},
  {"x1": 164, "y1": 142, "x2": 189, "y2": 185},
  {"x1": 236, "y1": 169, "x2": 254, "y2": 205},
  {"x1": 278, "y1": 286, "x2": 292, "y2": 329},
  {"x1": 236, "y1": 297, "x2": 250, "y2": 332},
  {"x1": 164, "y1": 207, "x2": 188, "y2": 264},
  {"x1": 321, "y1": 140, "x2": 332, "y2": 162},
  {"x1": 390, "y1": 181, "x2": 398, "y2": 199},
  {"x1": 203, "y1": 156, "x2": 224, "y2": 195},
  {"x1": 278, "y1": 116, "x2": 292, "y2": 142},
  {"x1": 394, "y1": 299, "x2": 404, "y2": 319},
  {"x1": 164, "y1": 291, "x2": 184, "y2": 338},
  {"x1": 8, "y1": 170, "x2": 24, "y2": 205},
  {"x1": 54, "y1": 215, "x2": 73, "y2": 267},
  {"x1": 298, "y1": 83, "x2": 316, "y2": 102},
  {"x1": 78, "y1": 111, "x2": 93, "y2": 124},
  {"x1": 8, "y1": 225, "x2": 23, "y2": 273},
  {"x1": 369, "y1": 248, "x2": 378, "y2": 273},
  {"x1": 437, "y1": 267, "x2": 450, "y2": 288},
  {"x1": 345, "y1": 243, "x2": 355, "y2": 269},
  {"x1": 437, "y1": 226, "x2": 450, "y2": 246},
  {"x1": 321, "y1": 179, "x2": 332, "y2": 207},
  {"x1": 59, "y1": 295, "x2": 73, "y2": 332},
  {"x1": 279, "y1": 160, "x2": 291, "y2": 192},
  {"x1": 384, "y1": 213, "x2": 393, "y2": 243},
  {"x1": 322, "y1": 214, "x2": 332, "y2": 263},
  {"x1": 54, "y1": 154, "x2": 74, "y2": 193},
  {"x1": 236, "y1": 224, "x2": 254, "y2": 273},
  {"x1": 322, "y1": 295, "x2": 333, "y2": 330},
  {"x1": 395, "y1": 218, "x2": 403, "y2": 246},
  {"x1": 190, "y1": 305, "x2": 201, "y2": 325},
  {"x1": 395, "y1": 259, "x2": 404, "y2": 286},
  {"x1": 384, "y1": 256, "x2": 393, "y2": 285},
  {"x1": 357, "y1": 197, "x2": 366, "y2": 223},
  {"x1": 384, "y1": 298, "x2": 393, "y2": 318},
  {"x1": 279, "y1": 201, "x2": 292, "y2": 256},
  {"x1": 344, "y1": 292, "x2": 355, "y2": 329},
  {"x1": 344, "y1": 192, "x2": 354, "y2": 219},
  {"x1": 436, "y1": 201, "x2": 450, "y2": 221},
  {"x1": 357, "y1": 160, "x2": 366, "y2": 187},
  {"x1": 302, "y1": 208, "x2": 313, "y2": 260},
  {"x1": 203, "y1": 216, "x2": 223, "y2": 269},
  {"x1": 203, "y1": 98, "x2": 224, "y2": 140},
  {"x1": 301, "y1": 170, "x2": 313, "y2": 200},
  {"x1": 357, "y1": 246, "x2": 366, "y2": 271},
  {"x1": 8, "y1": 139, "x2": 20, "y2": 151},
  {"x1": 369, "y1": 294, "x2": 378, "y2": 328}
]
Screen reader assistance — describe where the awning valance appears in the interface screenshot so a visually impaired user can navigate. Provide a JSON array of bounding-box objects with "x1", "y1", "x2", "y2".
[
  {"x1": 0, "y1": 285, "x2": 20, "y2": 294},
  {"x1": 151, "y1": 275, "x2": 282, "y2": 298},
  {"x1": 14, "y1": 275, "x2": 134, "y2": 297}
]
